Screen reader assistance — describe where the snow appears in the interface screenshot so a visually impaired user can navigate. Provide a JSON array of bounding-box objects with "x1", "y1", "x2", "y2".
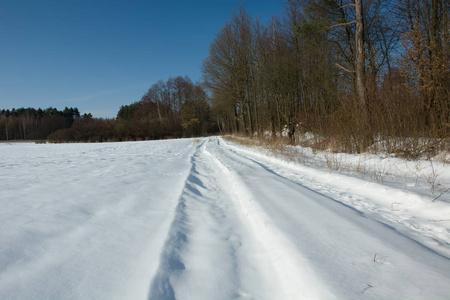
[{"x1": 1, "y1": 137, "x2": 449, "y2": 299}]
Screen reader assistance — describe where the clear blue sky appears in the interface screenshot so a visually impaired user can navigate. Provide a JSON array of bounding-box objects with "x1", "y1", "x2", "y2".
[{"x1": 0, "y1": 0, "x2": 286, "y2": 118}]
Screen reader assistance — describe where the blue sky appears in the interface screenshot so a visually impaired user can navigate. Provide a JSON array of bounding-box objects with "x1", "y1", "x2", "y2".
[{"x1": 0, "y1": 0, "x2": 285, "y2": 118}]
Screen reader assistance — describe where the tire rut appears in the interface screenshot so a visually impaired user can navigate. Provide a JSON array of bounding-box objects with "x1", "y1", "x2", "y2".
[
  {"x1": 203, "y1": 137, "x2": 334, "y2": 300},
  {"x1": 148, "y1": 140, "x2": 243, "y2": 300}
]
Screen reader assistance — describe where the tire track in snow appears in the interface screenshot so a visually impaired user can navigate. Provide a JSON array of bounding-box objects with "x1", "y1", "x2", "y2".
[
  {"x1": 203, "y1": 138, "x2": 335, "y2": 300},
  {"x1": 148, "y1": 140, "x2": 244, "y2": 300},
  {"x1": 147, "y1": 141, "x2": 202, "y2": 300},
  {"x1": 149, "y1": 137, "x2": 334, "y2": 299},
  {"x1": 149, "y1": 137, "x2": 330, "y2": 299}
]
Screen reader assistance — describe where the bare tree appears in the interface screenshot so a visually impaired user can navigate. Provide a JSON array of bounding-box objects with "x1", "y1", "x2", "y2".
[
  {"x1": 203, "y1": 5, "x2": 255, "y2": 134},
  {"x1": 399, "y1": 0, "x2": 450, "y2": 136}
]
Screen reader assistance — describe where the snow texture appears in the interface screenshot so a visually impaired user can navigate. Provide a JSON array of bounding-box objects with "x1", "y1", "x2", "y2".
[{"x1": 0, "y1": 137, "x2": 449, "y2": 299}]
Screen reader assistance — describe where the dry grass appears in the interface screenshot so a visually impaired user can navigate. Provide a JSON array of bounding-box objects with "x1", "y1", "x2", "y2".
[
  {"x1": 223, "y1": 133, "x2": 449, "y2": 195},
  {"x1": 224, "y1": 135, "x2": 301, "y2": 162}
]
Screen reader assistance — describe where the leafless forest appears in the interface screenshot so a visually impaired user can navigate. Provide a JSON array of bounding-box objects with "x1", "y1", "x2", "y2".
[{"x1": 203, "y1": 0, "x2": 449, "y2": 156}]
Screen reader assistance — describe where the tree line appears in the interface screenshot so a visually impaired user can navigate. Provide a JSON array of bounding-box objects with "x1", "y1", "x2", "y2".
[
  {"x1": 0, "y1": 76, "x2": 216, "y2": 142},
  {"x1": 48, "y1": 76, "x2": 215, "y2": 142},
  {"x1": 202, "y1": 0, "x2": 449, "y2": 153},
  {"x1": 0, "y1": 107, "x2": 82, "y2": 140}
]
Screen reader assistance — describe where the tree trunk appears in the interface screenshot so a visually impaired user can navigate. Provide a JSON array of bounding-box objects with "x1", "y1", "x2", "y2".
[
  {"x1": 5, "y1": 120, "x2": 8, "y2": 141},
  {"x1": 355, "y1": 0, "x2": 368, "y2": 121}
]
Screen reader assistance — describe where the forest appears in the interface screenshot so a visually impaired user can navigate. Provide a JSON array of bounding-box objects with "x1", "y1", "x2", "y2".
[
  {"x1": 0, "y1": 107, "x2": 82, "y2": 141},
  {"x1": 202, "y1": 0, "x2": 449, "y2": 155},
  {"x1": 0, "y1": 76, "x2": 215, "y2": 142},
  {"x1": 1, "y1": 0, "x2": 449, "y2": 155}
]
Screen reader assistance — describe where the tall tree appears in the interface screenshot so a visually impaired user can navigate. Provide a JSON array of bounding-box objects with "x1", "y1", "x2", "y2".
[
  {"x1": 400, "y1": 0, "x2": 450, "y2": 135},
  {"x1": 203, "y1": 5, "x2": 255, "y2": 134},
  {"x1": 354, "y1": 0, "x2": 367, "y2": 120}
]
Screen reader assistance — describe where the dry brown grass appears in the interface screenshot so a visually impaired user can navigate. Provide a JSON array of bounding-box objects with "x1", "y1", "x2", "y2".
[{"x1": 223, "y1": 135, "x2": 298, "y2": 161}]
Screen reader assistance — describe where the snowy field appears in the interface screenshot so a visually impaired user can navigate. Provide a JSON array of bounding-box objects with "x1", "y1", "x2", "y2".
[{"x1": 0, "y1": 137, "x2": 449, "y2": 299}]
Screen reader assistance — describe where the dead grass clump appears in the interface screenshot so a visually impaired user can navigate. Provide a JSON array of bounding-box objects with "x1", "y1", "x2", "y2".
[{"x1": 224, "y1": 135, "x2": 297, "y2": 160}]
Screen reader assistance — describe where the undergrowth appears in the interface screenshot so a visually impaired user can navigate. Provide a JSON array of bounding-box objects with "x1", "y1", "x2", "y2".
[{"x1": 223, "y1": 133, "x2": 450, "y2": 198}]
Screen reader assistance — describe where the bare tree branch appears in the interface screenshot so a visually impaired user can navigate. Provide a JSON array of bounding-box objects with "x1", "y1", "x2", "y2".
[
  {"x1": 327, "y1": 20, "x2": 356, "y2": 30},
  {"x1": 336, "y1": 3, "x2": 356, "y2": 11},
  {"x1": 335, "y1": 62, "x2": 355, "y2": 73}
]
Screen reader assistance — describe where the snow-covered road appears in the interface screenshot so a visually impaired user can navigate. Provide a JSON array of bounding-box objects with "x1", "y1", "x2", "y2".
[{"x1": 1, "y1": 137, "x2": 449, "y2": 299}]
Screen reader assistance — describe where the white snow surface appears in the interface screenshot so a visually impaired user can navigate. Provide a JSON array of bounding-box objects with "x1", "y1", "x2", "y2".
[{"x1": 0, "y1": 137, "x2": 449, "y2": 299}]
